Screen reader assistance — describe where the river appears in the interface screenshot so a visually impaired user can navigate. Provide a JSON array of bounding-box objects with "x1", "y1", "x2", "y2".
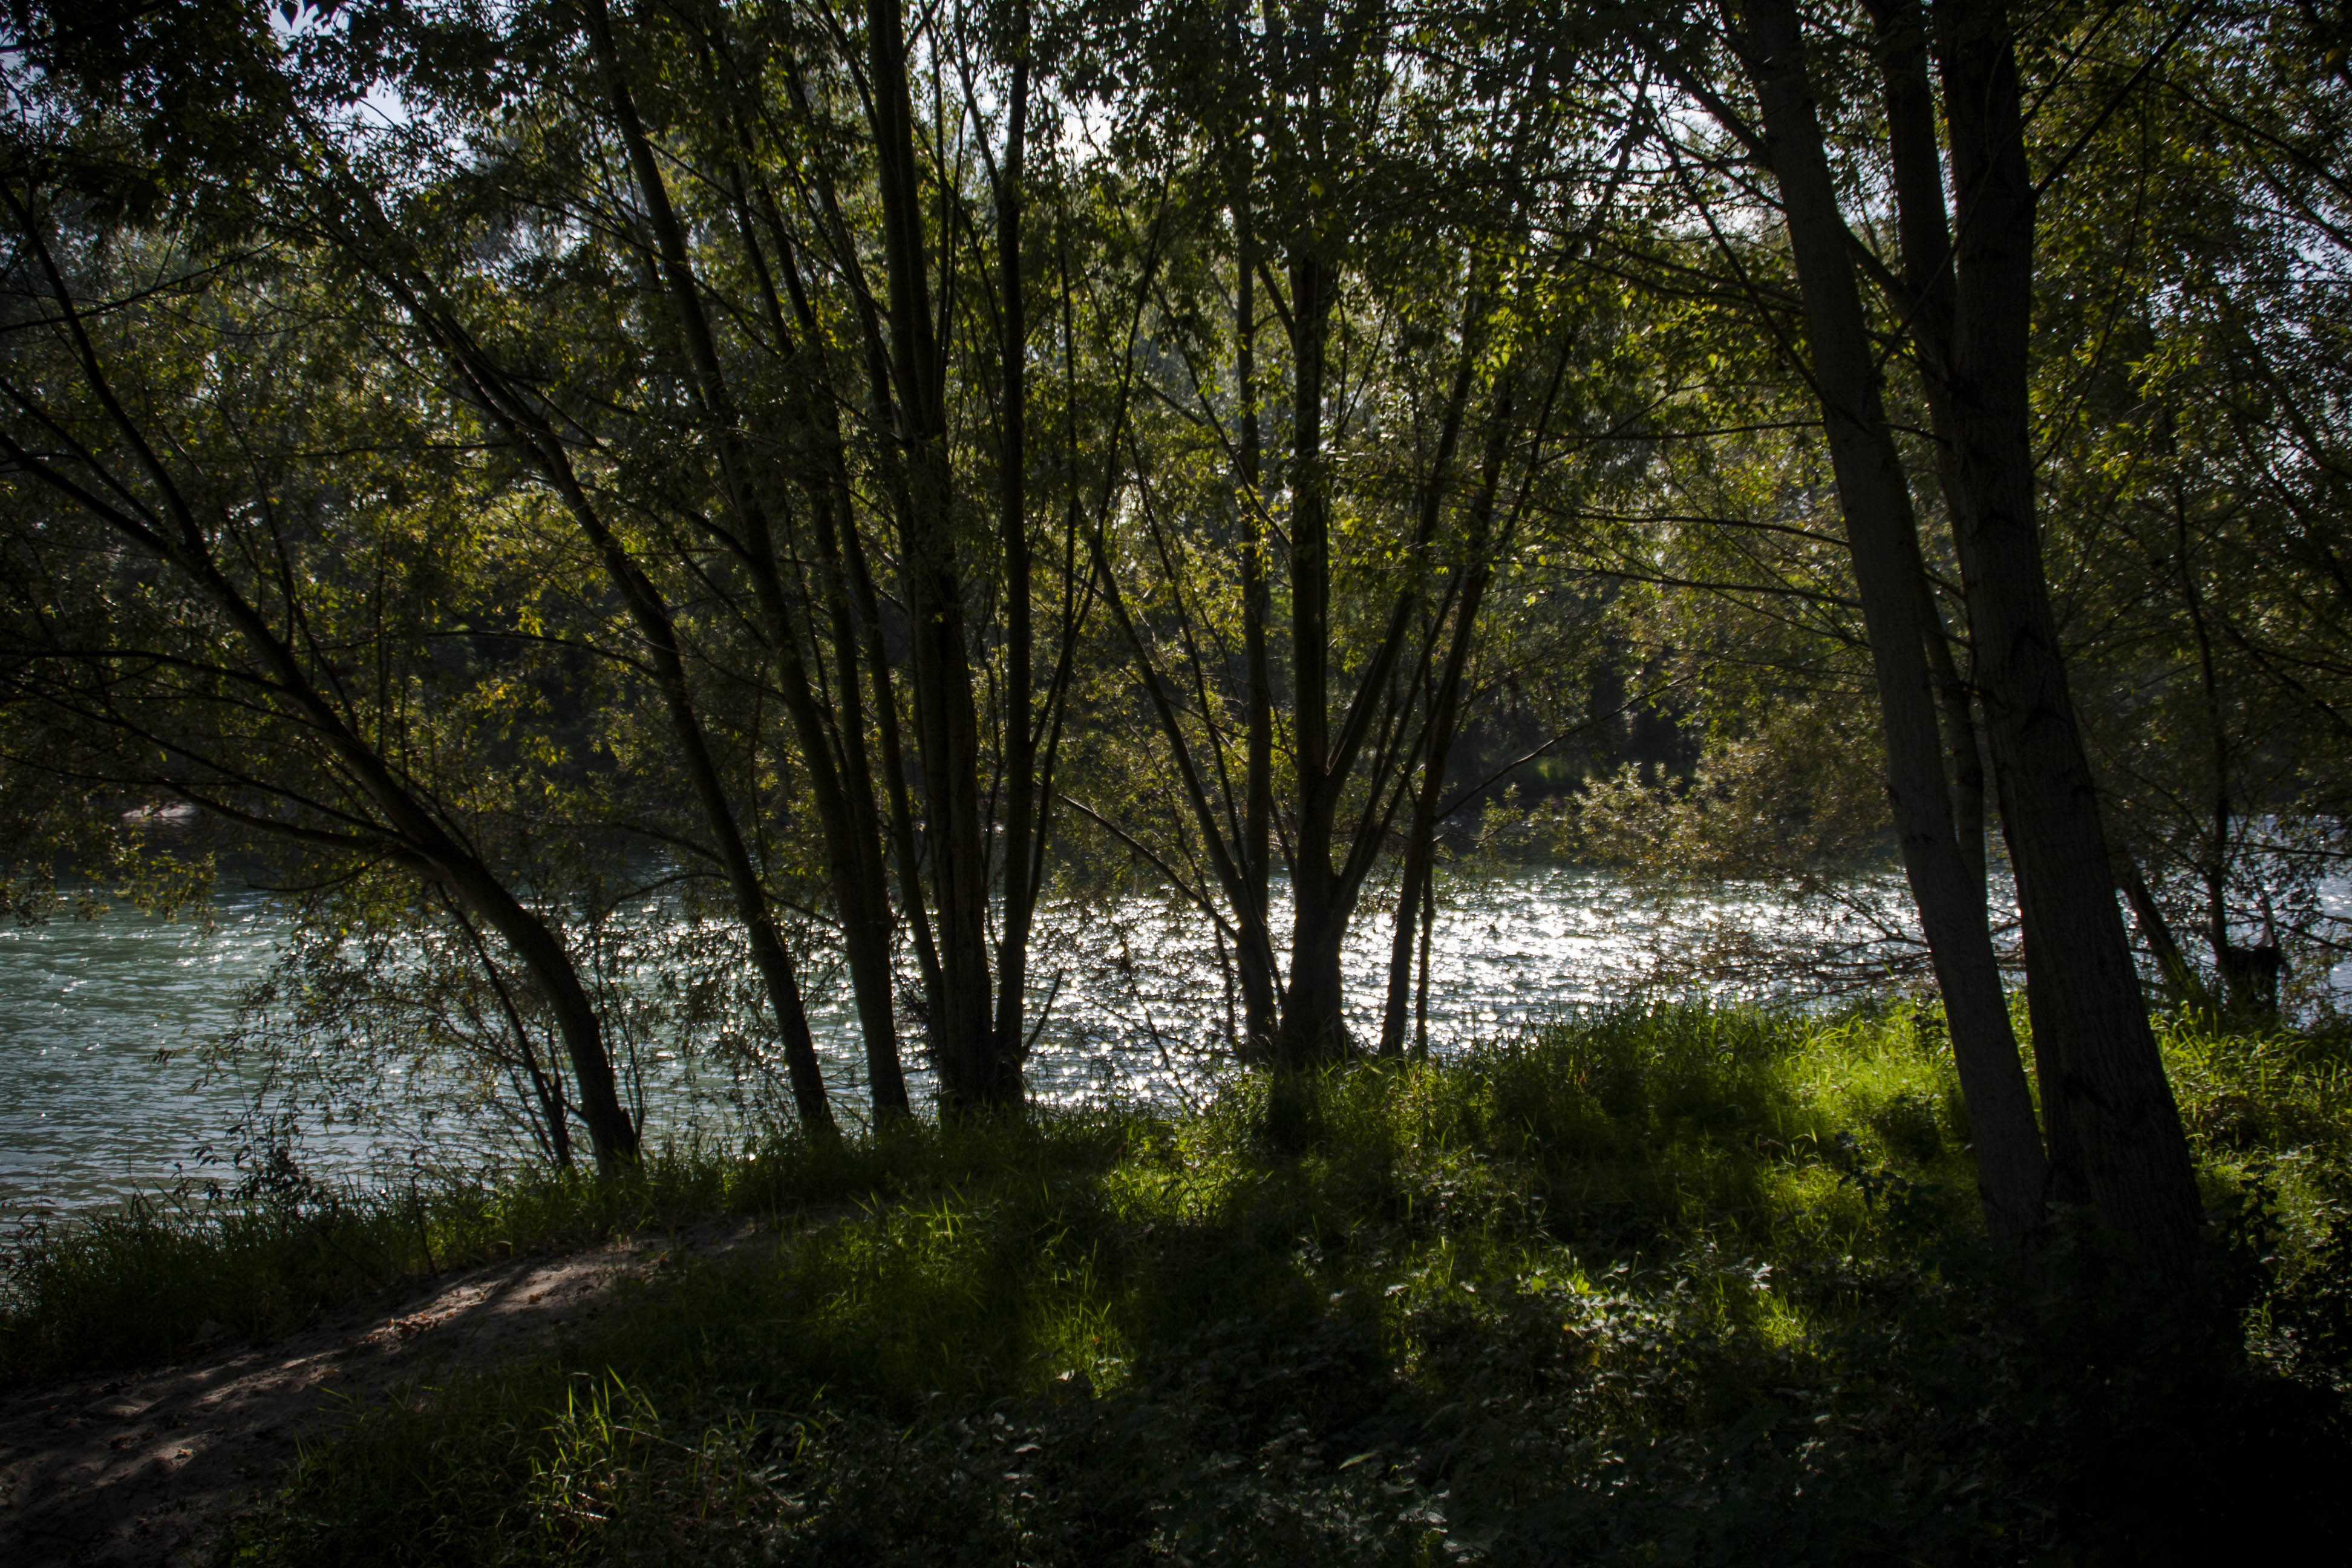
[
  {"x1": 1, "y1": 867, "x2": 1956, "y2": 1226},
  {"x1": 18, "y1": 855, "x2": 2340, "y2": 1225}
]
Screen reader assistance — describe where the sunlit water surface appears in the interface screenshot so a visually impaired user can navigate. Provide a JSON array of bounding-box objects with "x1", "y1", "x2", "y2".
[
  {"x1": 2, "y1": 869, "x2": 1949, "y2": 1226},
  {"x1": 8, "y1": 864, "x2": 2343, "y2": 1229}
]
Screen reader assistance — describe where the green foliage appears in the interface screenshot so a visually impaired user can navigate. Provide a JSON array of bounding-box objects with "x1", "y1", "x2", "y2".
[
  {"x1": 2163, "y1": 1013, "x2": 2352, "y2": 1167},
  {"x1": 116, "y1": 1001, "x2": 2337, "y2": 1566},
  {"x1": 0, "y1": 1126, "x2": 1103, "y2": 1384},
  {"x1": 0, "y1": 1149, "x2": 711, "y2": 1383}
]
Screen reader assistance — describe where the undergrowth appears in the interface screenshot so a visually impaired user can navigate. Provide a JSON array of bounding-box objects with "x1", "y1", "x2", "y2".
[
  {"x1": 11, "y1": 1000, "x2": 2352, "y2": 1563},
  {"x1": 0, "y1": 1118, "x2": 1100, "y2": 1382}
]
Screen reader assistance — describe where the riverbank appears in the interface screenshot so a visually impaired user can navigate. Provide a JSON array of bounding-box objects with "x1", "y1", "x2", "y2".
[{"x1": 7, "y1": 1001, "x2": 2350, "y2": 1564}]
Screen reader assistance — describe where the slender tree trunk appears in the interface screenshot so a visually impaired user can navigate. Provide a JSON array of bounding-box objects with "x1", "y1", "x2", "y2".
[
  {"x1": 2121, "y1": 858, "x2": 2207, "y2": 1007},
  {"x1": 867, "y1": 0, "x2": 1005, "y2": 1106},
  {"x1": 452, "y1": 350, "x2": 840, "y2": 1132},
  {"x1": 1382, "y1": 379, "x2": 1514, "y2": 1057},
  {"x1": 1869, "y1": 0, "x2": 2088, "y2": 1204},
  {"x1": 755, "y1": 197, "x2": 915, "y2": 1116},
  {"x1": 992, "y1": 34, "x2": 1039, "y2": 1080},
  {"x1": 1381, "y1": 750, "x2": 1443, "y2": 1059},
  {"x1": 1929, "y1": 0, "x2": 2200, "y2": 1275},
  {"x1": 447, "y1": 898, "x2": 575, "y2": 1169},
  {"x1": 1413, "y1": 860, "x2": 1436, "y2": 1059},
  {"x1": 708, "y1": 24, "x2": 913, "y2": 1114},
  {"x1": 1280, "y1": 245, "x2": 1348, "y2": 1066},
  {"x1": 773, "y1": 60, "x2": 946, "y2": 1085},
  {"x1": 575, "y1": 6, "x2": 851, "y2": 1128},
  {"x1": 1734, "y1": 0, "x2": 2048, "y2": 1246},
  {"x1": 1867, "y1": 0, "x2": 1995, "y2": 903},
  {"x1": 1919, "y1": 577, "x2": 1990, "y2": 892},
  {"x1": 2173, "y1": 481, "x2": 2270, "y2": 1011},
  {"x1": 1235, "y1": 175, "x2": 1281, "y2": 1063},
  {"x1": 808, "y1": 488, "x2": 916, "y2": 1115},
  {"x1": 542, "y1": 456, "x2": 837, "y2": 1134}
]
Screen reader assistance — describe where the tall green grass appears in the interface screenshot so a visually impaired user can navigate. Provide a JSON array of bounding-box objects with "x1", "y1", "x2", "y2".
[
  {"x1": 11, "y1": 1001, "x2": 2348, "y2": 1562},
  {"x1": 0, "y1": 1119, "x2": 1138, "y2": 1382}
]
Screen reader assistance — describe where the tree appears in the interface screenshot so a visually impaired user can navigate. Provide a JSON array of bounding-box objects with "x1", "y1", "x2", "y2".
[
  {"x1": 1710, "y1": 0, "x2": 2048, "y2": 1247},
  {"x1": 1080, "y1": 1, "x2": 1634, "y2": 1067},
  {"x1": 1621, "y1": 0, "x2": 2206, "y2": 1269},
  {"x1": 0, "y1": 146, "x2": 643, "y2": 1164}
]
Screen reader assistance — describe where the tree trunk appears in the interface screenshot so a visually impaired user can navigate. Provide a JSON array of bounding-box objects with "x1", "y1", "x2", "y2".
[
  {"x1": 991, "y1": 32, "x2": 1039, "y2": 1077},
  {"x1": 33, "y1": 429, "x2": 644, "y2": 1166},
  {"x1": 577, "y1": 5, "x2": 850, "y2": 1129},
  {"x1": 1929, "y1": 0, "x2": 2200, "y2": 1275},
  {"x1": 1380, "y1": 781, "x2": 1441, "y2": 1060},
  {"x1": 756, "y1": 197, "x2": 914, "y2": 1117},
  {"x1": 1280, "y1": 907, "x2": 1353, "y2": 1065},
  {"x1": 1869, "y1": 0, "x2": 2092, "y2": 1206},
  {"x1": 1413, "y1": 858, "x2": 1436, "y2": 1059},
  {"x1": 1, "y1": 209, "x2": 647, "y2": 1167},
  {"x1": 1280, "y1": 244, "x2": 1350, "y2": 1066},
  {"x1": 1235, "y1": 172, "x2": 1281, "y2": 1063},
  {"x1": 864, "y1": 0, "x2": 1010, "y2": 1106},
  {"x1": 709, "y1": 139, "x2": 913, "y2": 1117},
  {"x1": 1733, "y1": 0, "x2": 2048, "y2": 1247},
  {"x1": 1382, "y1": 379, "x2": 1515, "y2": 1058},
  {"x1": 2120, "y1": 858, "x2": 2207, "y2": 1008}
]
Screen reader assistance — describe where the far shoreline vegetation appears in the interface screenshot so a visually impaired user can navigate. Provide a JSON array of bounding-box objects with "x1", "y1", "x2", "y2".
[{"x1": 6, "y1": 0, "x2": 2352, "y2": 1560}]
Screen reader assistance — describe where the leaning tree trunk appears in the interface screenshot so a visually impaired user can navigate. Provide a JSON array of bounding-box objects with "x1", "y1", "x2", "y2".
[
  {"x1": 1380, "y1": 376, "x2": 1515, "y2": 1059},
  {"x1": 1733, "y1": 0, "x2": 2049, "y2": 1247},
  {"x1": 1928, "y1": 0, "x2": 2200, "y2": 1275},
  {"x1": 0, "y1": 204, "x2": 645, "y2": 1168}
]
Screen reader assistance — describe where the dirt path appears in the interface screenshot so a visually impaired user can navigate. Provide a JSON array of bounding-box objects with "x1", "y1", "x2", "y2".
[{"x1": 0, "y1": 1218, "x2": 775, "y2": 1567}]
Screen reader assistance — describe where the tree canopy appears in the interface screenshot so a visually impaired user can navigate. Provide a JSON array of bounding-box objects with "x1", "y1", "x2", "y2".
[{"x1": 6, "y1": 0, "x2": 2348, "y2": 1270}]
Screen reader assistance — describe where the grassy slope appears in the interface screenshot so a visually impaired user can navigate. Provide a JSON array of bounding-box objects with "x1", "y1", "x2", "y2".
[{"x1": 13, "y1": 1001, "x2": 2352, "y2": 1563}]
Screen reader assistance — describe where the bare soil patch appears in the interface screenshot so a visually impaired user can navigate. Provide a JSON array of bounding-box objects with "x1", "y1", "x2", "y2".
[{"x1": 0, "y1": 1218, "x2": 775, "y2": 1567}]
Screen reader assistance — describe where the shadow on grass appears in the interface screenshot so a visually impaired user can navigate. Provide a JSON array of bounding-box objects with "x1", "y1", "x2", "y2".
[{"x1": 18, "y1": 1001, "x2": 2352, "y2": 1563}]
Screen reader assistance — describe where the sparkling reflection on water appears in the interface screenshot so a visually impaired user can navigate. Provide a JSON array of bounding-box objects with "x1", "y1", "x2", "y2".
[{"x1": 2, "y1": 868, "x2": 1933, "y2": 1223}]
